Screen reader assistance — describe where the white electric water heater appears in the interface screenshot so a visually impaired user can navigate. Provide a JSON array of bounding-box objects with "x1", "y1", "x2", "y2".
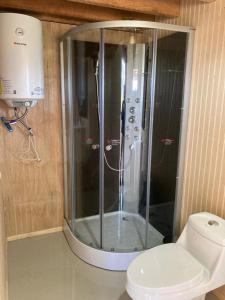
[{"x1": 0, "y1": 13, "x2": 44, "y2": 107}]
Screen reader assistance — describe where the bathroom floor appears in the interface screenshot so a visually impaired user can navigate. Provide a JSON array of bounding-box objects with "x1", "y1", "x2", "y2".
[
  {"x1": 8, "y1": 232, "x2": 130, "y2": 300},
  {"x1": 8, "y1": 232, "x2": 217, "y2": 300}
]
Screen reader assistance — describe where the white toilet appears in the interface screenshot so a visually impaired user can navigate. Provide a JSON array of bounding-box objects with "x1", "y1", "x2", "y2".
[{"x1": 126, "y1": 212, "x2": 225, "y2": 300}]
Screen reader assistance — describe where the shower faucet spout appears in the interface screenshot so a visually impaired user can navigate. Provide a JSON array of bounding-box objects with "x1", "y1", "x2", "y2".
[
  {"x1": 105, "y1": 145, "x2": 112, "y2": 151},
  {"x1": 92, "y1": 144, "x2": 100, "y2": 150}
]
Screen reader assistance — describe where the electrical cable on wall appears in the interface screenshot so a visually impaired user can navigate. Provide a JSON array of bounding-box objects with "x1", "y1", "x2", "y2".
[
  {"x1": 0, "y1": 107, "x2": 41, "y2": 163},
  {"x1": 15, "y1": 116, "x2": 41, "y2": 163}
]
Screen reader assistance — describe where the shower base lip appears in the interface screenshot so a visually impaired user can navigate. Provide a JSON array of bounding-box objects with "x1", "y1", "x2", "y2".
[{"x1": 63, "y1": 218, "x2": 142, "y2": 271}]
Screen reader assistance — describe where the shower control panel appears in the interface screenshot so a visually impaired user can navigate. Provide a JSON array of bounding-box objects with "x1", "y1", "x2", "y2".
[
  {"x1": 125, "y1": 95, "x2": 142, "y2": 143},
  {"x1": 123, "y1": 44, "x2": 145, "y2": 213}
]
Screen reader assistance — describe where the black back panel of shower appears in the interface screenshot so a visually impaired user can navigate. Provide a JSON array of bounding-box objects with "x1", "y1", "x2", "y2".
[
  {"x1": 72, "y1": 32, "x2": 187, "y2": 241},
  {"x1": 104, "y1": 44, "x2": 126, "y2": 213},
  {"x1": 72, "y1": 41, "x2": 124, "y2": 218},
  {"x1": 72, "y1": 41, "x2": 99, "y2": 218},
  {"x1": 139, "y1": 32, "x2": 187, "y2": 242}
]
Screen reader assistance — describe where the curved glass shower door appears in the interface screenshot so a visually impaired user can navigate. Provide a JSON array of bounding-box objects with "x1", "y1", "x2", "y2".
[
  {"x1": 60, "y1": 21, "x2": 192, "y2": 270},
  {"x1": 62, "y1": 30, "x2": 101, "y2": 248},
  {"x1": 101, "y1": 28, "x2": 163, "y2": 252}
]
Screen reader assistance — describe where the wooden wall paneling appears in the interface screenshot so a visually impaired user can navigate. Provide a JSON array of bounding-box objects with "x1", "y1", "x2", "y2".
[
  {"x1": 0, "y1": 22, "x2": 73, "y2": 237},
  {"x1": 67, "y1": 0, "x2": 181, "y2": 17},
  {"x1": 199, "y1": 0, "x2": 216, "y2": 3},
  {"x1": 0, "y1": 20, "x2": 152, "y2": 239},
  {"x1": 157, "y1": 0, "x2": 225, "y2": 298},
  {"x1": 0, "y1": 195, "x2": 8, "y2": 300},
  {"x1": 0, "y1": 0, "x2": 155, "y2": 24},
  {"x1": 213, "y1": 287, "x2": 225, "y2": 299}
]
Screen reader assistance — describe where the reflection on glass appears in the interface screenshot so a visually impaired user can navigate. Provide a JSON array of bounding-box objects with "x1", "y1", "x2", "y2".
[
  {"x1": 146, "y1": 31, "x2": 187, "y2": 247},
  {"x1": 71, "y1": 31, "x2": 101, "y2": 247}
]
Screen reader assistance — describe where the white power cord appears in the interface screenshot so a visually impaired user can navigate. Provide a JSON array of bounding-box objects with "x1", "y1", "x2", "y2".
[{"x1": 15, "y1": 116, "x2": 41, "y2": 163}]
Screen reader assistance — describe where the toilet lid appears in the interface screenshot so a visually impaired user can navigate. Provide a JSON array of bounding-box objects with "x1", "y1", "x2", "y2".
[{"x1": 127, "y1": 243, "x2": 209, "y2": 295}]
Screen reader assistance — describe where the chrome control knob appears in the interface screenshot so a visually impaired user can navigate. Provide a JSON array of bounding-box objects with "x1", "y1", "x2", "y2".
[
  {"x1": 128, "y1": 116, "x2": 135, "y2": 123},
  {"x1": 129, "y1": 107, "x2": 136, "y2": 114}
]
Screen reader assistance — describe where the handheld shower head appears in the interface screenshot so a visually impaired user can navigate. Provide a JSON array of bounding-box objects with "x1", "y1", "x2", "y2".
[{"x1": 95, "y1": 58, "x2": 99, "y2": 76}]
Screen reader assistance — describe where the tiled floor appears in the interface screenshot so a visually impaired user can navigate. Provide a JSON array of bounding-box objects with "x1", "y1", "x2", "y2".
[
  {"x1": 8, "y1": 232, "x2": 218, "y2": 300},
  {"x1": 8, "y1": 232, "x2": 131, "y2": 300}
]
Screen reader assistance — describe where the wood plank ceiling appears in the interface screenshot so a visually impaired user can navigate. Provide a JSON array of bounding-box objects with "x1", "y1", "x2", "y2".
[
  {"x1": 68, "y1": 0, "x2": 180, "y2": 17},
  {"x1": 0, "y1": 0, "x2": 181, "y2": 24}
]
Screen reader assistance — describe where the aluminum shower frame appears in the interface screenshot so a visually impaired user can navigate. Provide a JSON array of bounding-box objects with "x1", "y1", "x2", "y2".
[{"x1": 60, "y1": 20, "x2": 195, "y2": 270}]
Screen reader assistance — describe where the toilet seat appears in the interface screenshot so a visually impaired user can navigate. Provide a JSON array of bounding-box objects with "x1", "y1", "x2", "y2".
[{"x1": 127, "y1": 243, "x2": 209, "y2": 299}]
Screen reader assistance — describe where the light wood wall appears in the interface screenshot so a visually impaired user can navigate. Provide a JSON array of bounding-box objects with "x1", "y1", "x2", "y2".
[
  {"x1": 0, "y1": 22, "x2": 73, "y2": 238},
  {"x1": 0, "y1": 196, "x2": 7, "y2": 300},
  {"x1": 2, "y1": 3, "x2": 224, "y2": 238},
  {"x1": 158, "y1": 0, "x2": 225, "y2": 298}
]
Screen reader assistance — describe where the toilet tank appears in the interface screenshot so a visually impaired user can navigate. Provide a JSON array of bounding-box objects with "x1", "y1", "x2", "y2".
[{"x1": 177, "y1": 212, "x2": 225, "y2": 274}]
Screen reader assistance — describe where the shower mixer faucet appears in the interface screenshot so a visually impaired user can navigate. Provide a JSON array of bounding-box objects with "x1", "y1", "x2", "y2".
[
  {"x1": 105, "y1": 145, "x2": 112, "y2": 151},
  {"x1": 91, "y1": 144, "x2": 99, "y2": 150},
  {"x1": 91, "y1": 140, "x2": 120, "y2": 151}
]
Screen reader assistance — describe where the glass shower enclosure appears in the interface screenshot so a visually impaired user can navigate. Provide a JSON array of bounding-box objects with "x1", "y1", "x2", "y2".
[{"x1": 60, "y1": 21, "x2": 194, "y2": 270}]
